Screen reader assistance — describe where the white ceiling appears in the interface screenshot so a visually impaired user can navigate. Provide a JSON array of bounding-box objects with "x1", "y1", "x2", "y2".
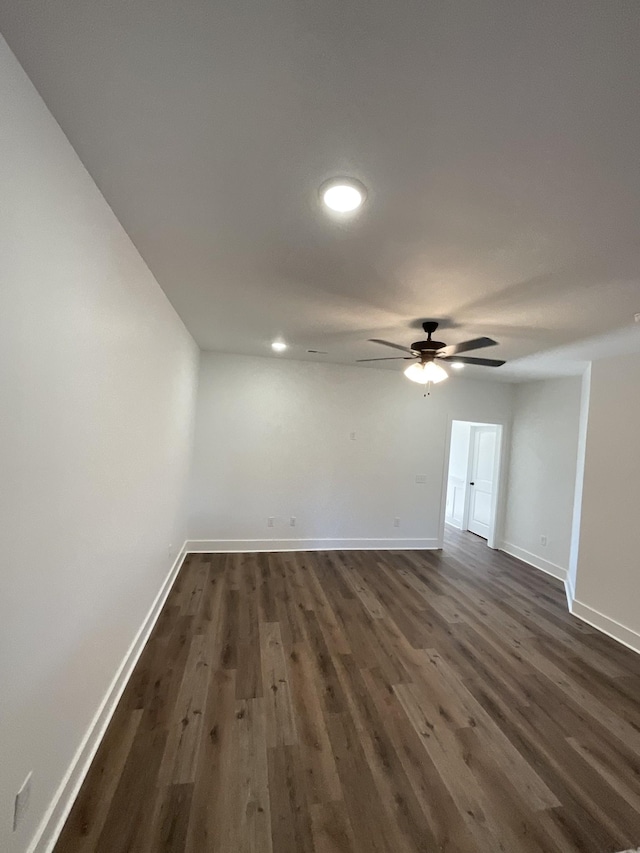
[{"x1": 1, "y1": 0, "x2": 639, "y2": 381}]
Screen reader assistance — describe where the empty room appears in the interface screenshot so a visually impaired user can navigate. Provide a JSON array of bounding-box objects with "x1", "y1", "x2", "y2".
[{"x1": 1, "y1": 2, "x2": 640, "y2": 852}]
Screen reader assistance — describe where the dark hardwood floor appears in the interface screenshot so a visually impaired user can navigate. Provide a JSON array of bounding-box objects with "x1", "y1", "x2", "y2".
[{"x1": 55, "y1": 529, "x2": 640, "y2": 853}]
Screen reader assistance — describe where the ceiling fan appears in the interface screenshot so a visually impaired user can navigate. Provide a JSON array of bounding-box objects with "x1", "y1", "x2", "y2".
[{"x1": 357, "y1": 321, "x2": 505, "y2": 384}]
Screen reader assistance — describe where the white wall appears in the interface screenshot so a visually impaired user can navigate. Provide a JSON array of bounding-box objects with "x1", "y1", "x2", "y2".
[
  {"x1": 502, "y1": 377, "x2": 582, "y2": 580},
  {"x1": 188, "y1": 352, "x2": 513, "y2": 548},
  {"x1": 0, "y1": 37, "x2": 199, "y2": 853},
  {"x1": 572, "y1": 350, "x2": 640, "y2": 650},
  {"x1": 445, "y1": 421, "x2": 472, "y2": 527}
]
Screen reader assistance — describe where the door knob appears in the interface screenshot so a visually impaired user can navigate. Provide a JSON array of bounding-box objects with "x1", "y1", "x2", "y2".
[{"x1": 469, "y1": 482, "x2": 475, "y2": 485}]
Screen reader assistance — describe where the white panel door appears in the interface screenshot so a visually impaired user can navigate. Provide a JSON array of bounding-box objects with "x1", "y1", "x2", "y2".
[{"x1": 467, "y1": 426, "x2": 497, "y2": 539}]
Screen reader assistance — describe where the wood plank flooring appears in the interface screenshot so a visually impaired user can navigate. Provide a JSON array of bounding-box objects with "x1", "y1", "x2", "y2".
[{"x1": 55, "y1": 529, "x2": 640, "y2": 853}]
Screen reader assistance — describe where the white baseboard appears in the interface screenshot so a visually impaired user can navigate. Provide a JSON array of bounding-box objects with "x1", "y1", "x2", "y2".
[
  {"x1": 186, "y1": 537, "x2": 440, "y2": 553},
  {"x1": 568, "y1": 596, "x2": 640, "y2": 656},
  {"x1": 28, "y1": 543, "x2": 189, "y2": 853},
  {"x1": 445, "y1": 518, "x2": 463, "y2": 530},
  {"x1": 499, "y1": 541, "x2": 567, "y2": 582}
]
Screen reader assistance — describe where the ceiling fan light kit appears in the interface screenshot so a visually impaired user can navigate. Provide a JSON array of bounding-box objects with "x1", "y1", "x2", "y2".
[
  {"x1": 404, "y1": 361, "x2": 448, "y2": 384},
  {"x1": 357, "y1": 320, "x2": 506, "y2": 390}
]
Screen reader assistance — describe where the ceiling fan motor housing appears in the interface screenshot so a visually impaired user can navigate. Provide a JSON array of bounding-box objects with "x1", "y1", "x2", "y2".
[
  {"x1": 412, "y1": 320, "x2": 445, "y2": 356},
  {"x1": 411, "y1": 339, "x2": 446, "y2": 353}
]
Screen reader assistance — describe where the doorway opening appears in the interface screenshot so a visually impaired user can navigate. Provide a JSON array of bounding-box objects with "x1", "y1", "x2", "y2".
[{"x1": 441, "y1": 420, "x2": 504, "y2": 549}]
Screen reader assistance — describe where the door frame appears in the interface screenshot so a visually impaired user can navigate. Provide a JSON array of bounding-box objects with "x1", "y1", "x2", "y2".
[{"x1": 438, "y1": 416, "x2": 509, "y2": 550}]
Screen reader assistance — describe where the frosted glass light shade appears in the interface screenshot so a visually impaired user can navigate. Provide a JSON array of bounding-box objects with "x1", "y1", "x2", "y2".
[{"x1": 404, "y1": 361, "x2": 449, "y2": 384}]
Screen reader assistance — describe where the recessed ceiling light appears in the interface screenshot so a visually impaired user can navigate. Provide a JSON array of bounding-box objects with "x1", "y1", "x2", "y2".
[
  {"x1": 320, "y1": 178, "x2": 366, "y2": 213},
  {"x1": 450, "y1": 361, "x2": 464, "y2": 370},
  {"x1": 271, "y1": 341, "x2": 287, "y2": 352}
]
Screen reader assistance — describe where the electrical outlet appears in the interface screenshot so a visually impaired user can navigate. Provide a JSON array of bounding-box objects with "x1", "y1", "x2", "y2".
[
  {"x1": 13, "y1": 772, "x2": 32, "y2": 832},
  {"x1": 415, "y1": 474, "x2": 427, "y2": 484},
  {"x1": 267, "y1": 517, "x2": 274, "y2": 528},
  {"x1": 349, "y1": 431, "x2": 356, "y2": 441},
  {"x1": 540, "y1": 535, "x2": 547, "y2": 546},
  {"x1": 635, "y1": 312, "x2": 640, "y2": 323},
  {"x1": 393, "y1": 517, "x2": 400, "y2": 528},
  {"x1": 290, "y1": 516, "x2": 296, "y2": 527},
  {"x1": 168, "y1": 543, "x2": 173, "y2": 557}
]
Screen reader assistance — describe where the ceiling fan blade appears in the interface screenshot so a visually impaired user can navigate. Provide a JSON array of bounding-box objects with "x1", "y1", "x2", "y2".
[
  {"x1": 356, "y1": 356, "x2": 413, "y2": 362},
  {"x1": 439, "y1": 355, "x2": 506, "y2": 367},
  {"x1": 438, "y1": 336, "x2": 498, "y2": 356},
  {"x1": 368, "y1": 338, "x2": 418, "y2": 355}
]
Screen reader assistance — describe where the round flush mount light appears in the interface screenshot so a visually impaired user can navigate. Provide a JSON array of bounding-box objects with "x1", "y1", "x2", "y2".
[
  {"x1": 450, "y1": 361, "x2": 464, "y2": 370},
  {"x1": 404, "y1": 361, "x2": 449, "y2": 384},
  {"x1": 320, "y1": 177, "x2": 367, "y2": 213},
  {"x1": 271, "y1": 341, "x2": 287, "y2": 352}
]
